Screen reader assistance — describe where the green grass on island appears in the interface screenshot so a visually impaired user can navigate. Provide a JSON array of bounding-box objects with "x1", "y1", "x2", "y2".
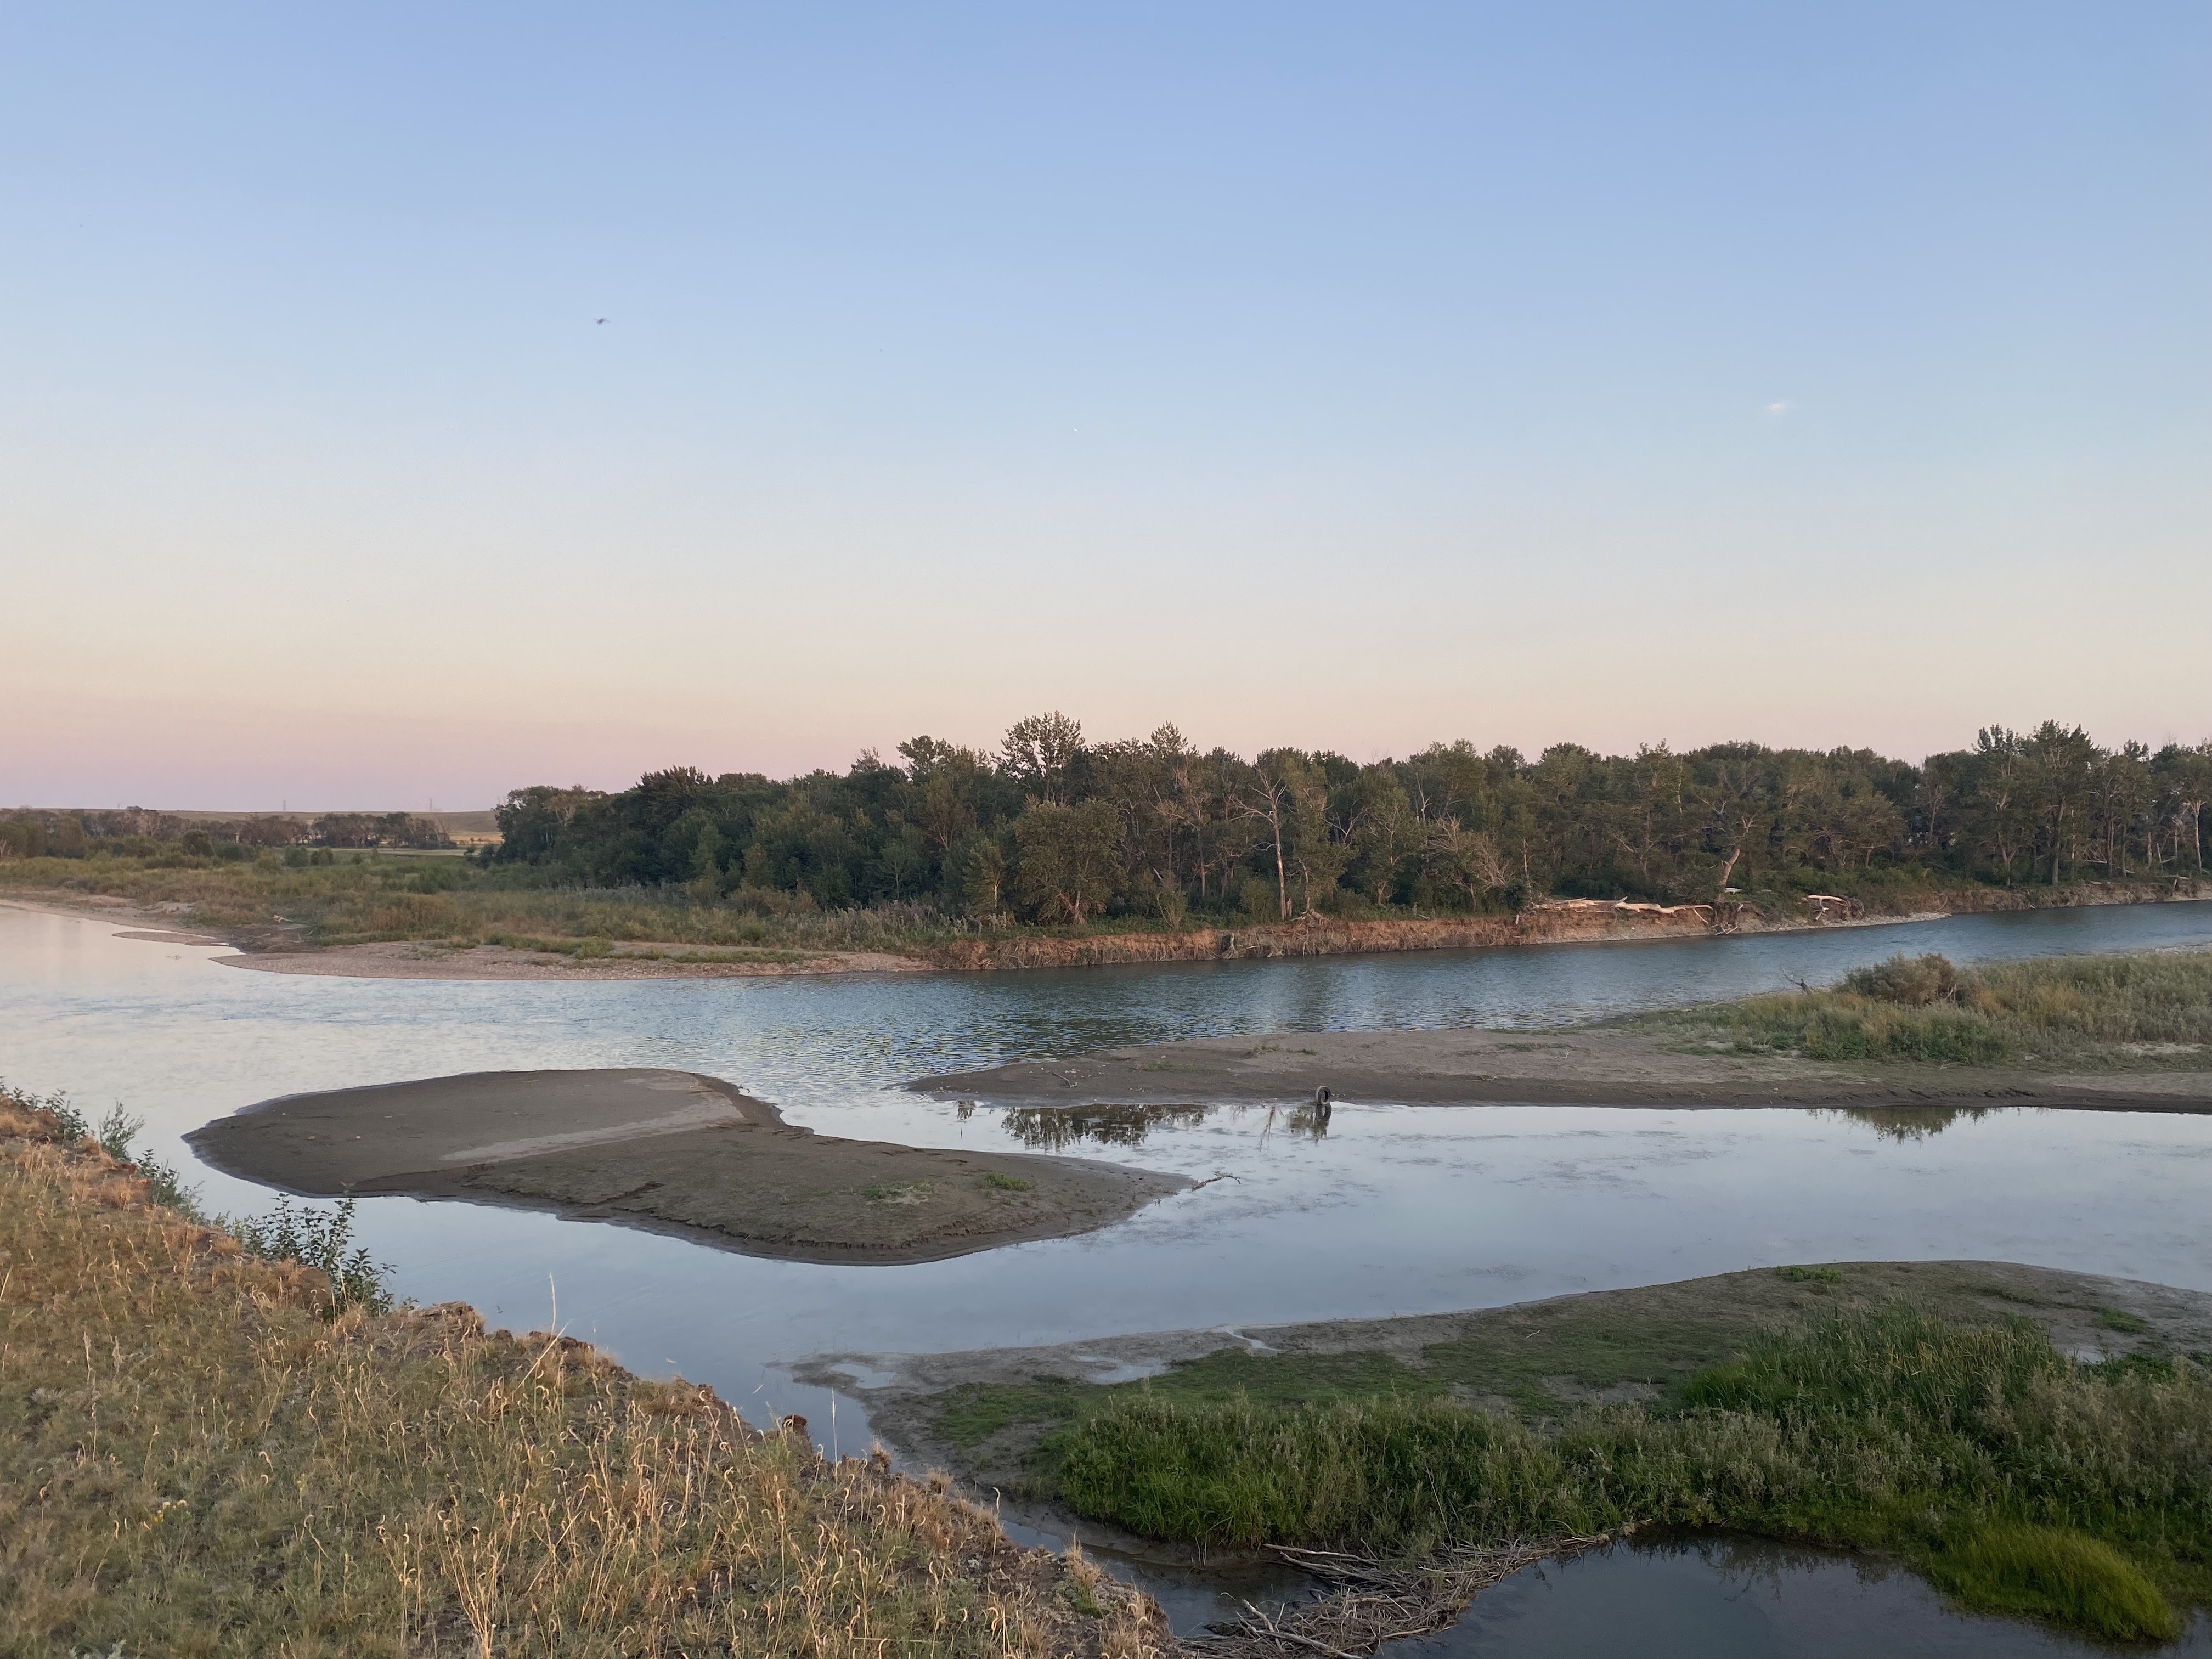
[
  {"x1": 1635, "y1": 949, "x2": 2212, "y2": 1069},
  {"x1": 924, "y1": 1266, "x2": 2212, "y2": 1644}
]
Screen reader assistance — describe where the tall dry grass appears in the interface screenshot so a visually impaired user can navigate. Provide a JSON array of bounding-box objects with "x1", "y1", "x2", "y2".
[{"x1": 0, "y1": 1090, "x2": 1163, "y2": 1658}]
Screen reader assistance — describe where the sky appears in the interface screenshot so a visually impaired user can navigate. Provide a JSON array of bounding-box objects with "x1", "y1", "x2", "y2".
[{"x1": 3, "y1": 3, "x2": 2207, "y2": 810}]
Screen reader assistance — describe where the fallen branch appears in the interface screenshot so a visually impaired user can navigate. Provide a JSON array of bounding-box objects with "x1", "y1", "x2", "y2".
[{"x1": 1183, "y1": 1534, "x2": 1616, "y2": 1658}]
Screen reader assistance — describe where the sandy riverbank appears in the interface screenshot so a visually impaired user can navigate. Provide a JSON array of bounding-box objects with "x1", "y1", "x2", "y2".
[
  {"x1": 914, "y1": 1025, "x2": 2212, "y2": 1110},
  {"x1": 188, "y1": 1068, "x2": 1187, "y2": 1264}
]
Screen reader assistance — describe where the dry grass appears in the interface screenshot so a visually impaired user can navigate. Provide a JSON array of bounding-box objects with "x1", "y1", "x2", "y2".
[{"x1": 0, "y1": 1090, "x2": 1167, "y2": 1658}]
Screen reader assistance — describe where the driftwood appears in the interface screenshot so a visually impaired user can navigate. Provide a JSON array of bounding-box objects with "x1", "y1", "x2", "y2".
[{"x1": 1181, "y1": 1534, "x2": 1616, "y2": 1658}]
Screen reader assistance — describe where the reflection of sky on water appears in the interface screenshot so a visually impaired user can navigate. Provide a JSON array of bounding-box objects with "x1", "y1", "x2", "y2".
[
  {"x1": 1410, "y1": 1533, "x2": 2212, "y2": 1658},
  {"x1": 4, "y1": 900, "x2": 2211, "y2": 1449}
]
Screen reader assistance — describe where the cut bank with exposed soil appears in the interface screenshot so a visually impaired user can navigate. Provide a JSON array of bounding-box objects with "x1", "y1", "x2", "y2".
[{"x1": 188, "y1": 1068, "x2": 1186, "y2": 1265}]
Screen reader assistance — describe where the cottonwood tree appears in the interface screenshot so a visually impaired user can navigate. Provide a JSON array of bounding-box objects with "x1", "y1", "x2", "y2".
[
  {"x1": 1011, "y1": 800, "x2": 1122, "y2": 924},
  {"x1": 1239, "y1": 755, "x2": 1299, "y2": 922},
  {"x1": 1001, "y1": 712, "x2": 1085, "y2": 805}
]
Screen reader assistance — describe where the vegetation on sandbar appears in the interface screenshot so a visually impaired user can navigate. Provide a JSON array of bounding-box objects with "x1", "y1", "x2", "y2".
[
  {"x1": 1643, "y1": 949, "x2": 2212, "y2": 1067},
  {"x1": 947, "y1": 1300, "x2": 2211, "y2": 1643}
]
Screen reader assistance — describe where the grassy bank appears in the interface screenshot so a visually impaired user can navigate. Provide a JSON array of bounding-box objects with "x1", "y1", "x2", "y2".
[
  {"x1": 918, "y1": 1268, "x2": 2212, "y2": 1644},
  {"x1": 0, "y1": 1087, "x2": 1160, "y2": 1658},
  {"x1": 1641, "y1": 949, "x2": 2212, "y2": 1067},
  {"x1": 2, "y1": 850, "x2": 2198, "y2": 972},
  {"x1": 0, "y1": 853, "x2": 960, "y2": 956}
]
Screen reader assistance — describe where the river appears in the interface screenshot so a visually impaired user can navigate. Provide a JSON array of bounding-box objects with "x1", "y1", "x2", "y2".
[{"x1": 5, "y1": 897, "x2": 2211, "y2": 1651}]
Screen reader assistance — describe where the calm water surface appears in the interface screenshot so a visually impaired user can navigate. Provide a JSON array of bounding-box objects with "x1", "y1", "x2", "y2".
[
  {"x1": 1412, "y1": 1535, "x2": 2212, "y2": 1657},
  {"x1": 5, "y1": 901, "x2": 2211, "y2": 1641}
]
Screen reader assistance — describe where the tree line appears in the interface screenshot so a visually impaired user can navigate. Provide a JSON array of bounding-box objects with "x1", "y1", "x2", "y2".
[
  {"x1": 484, "y1": 716, "x2": 2212, "y2": 926},
  {"x1": 0, "y1": 809, "x2": 453, "y2": 860}
]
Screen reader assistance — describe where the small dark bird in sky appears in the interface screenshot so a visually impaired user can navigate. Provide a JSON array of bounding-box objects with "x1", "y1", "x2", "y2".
[{"x1": 595, "y1": 317, "x2": 608, "y2": 325}]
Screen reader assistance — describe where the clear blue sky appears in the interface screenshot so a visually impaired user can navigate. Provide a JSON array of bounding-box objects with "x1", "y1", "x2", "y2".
[{"x1": 4, "y1": 3, "x2": 2205, "y2": 807}]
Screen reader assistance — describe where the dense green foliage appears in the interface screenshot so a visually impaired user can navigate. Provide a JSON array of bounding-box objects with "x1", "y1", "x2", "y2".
[
  {"x1": 1052, "y1": 1308, "x2": 2209, "y2": 1640},
  {"x1": 8, "y1": 716, "x2": 2208, "y2": 939},
  {"x1": 1649, "y1": 950, "x2": 2212, "y2": 1065},
  {"x1": 477, "y1": 715, "x2": 2211, "y2": 925}
]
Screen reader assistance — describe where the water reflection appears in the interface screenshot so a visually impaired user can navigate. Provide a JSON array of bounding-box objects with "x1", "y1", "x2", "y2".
[
  {"x1": 1408, "y1": 1531, "x2": 2212, "y2": 1657},
  {"x1": 1263, "y1": 1098, "x2": 1334, "y2": 1143},
  {"x1": 1002, "y1": 1102, "x2": 1212, "y2": 1150},
  {"x1": 1826, "y1": 1105, "x2": 1997, "y2": 1142}
]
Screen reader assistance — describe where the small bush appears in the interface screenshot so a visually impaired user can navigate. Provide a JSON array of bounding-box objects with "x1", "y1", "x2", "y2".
[
  {"x1": 229, "y1": 1197, "x2": 394, "y2": 1317},
  {"x1": 1842, "y1": 953, "x2": 1962, "y2": 1006}
]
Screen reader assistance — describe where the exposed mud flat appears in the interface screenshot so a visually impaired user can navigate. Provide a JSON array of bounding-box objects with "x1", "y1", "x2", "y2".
[
  {"x1": 188, "y1": 1069, "x2": 1186, "y2": 1264},
  {"x1": 917, "y1": 1026, "x2": 2212, "y2": 1110}
]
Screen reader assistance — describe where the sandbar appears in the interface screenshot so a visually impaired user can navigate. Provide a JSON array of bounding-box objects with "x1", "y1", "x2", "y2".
[
  {"x1": 188, "y1": 1068, "x2": 1186, "y2": 1264},
  {"x1": 914, "y1": 1026, "x2": 2212, "y2": 1110}
]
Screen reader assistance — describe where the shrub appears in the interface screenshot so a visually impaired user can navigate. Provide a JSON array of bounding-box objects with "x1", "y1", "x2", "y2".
[
  {"x1": 1841, "y1": 953, "x2": 1961, "y2": 1005},
  {"x1": 1051, "y1": 1307, "x2": 2212, "y2": 1639}
]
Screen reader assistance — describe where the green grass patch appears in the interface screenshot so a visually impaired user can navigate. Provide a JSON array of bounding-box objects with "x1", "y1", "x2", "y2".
[
  {"x1": 1640, "y1": 949, "x2": 2212, "y2": 1067},
  {"x1": 978, "y1": 1171, "x2": 1034, "y2": 1192},
  {"x1": 1926, "y1": 1524, "x2": 2179, "y2": 1643},
  {"x1": 2100, "y1": 1307, "x2": 2152, "y2": 1335},
  {"x1": 1041, "y1": 1307, "x2": 2212, "y2": 1642},
  {"x1": 861, "y1": 1181, "x2": 932, "y2": 1205},
  {"x1": 1776, "y1": 1265, "x2": 1844, "y2": 1284}
]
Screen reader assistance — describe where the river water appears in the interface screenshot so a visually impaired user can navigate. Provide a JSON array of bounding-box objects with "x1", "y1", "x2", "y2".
[{"x1": 5, "y1": 898, "x2": 2211, "y2": 1649}]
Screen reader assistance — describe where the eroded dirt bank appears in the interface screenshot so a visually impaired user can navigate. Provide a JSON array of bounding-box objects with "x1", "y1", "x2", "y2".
[
  {"x1": 914, "y1": 1025, "x2": 2212, "y2": 1110},
  {"x1": 188, "y1": 1068, "x2": 1187, "y2": 1264}
]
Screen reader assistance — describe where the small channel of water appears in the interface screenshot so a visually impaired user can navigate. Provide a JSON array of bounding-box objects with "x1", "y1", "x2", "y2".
[{"x1": 1409, "y1": 1534, "x2": 2212, "y2": 1657}]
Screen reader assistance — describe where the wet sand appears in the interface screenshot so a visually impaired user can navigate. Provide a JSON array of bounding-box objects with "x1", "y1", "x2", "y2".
[
  {"x1": 188, "y1": 1069, "x2": 1186, "y2": 1264},
  {"x1": 915, "y1": 1026, "x2": 2212, "y2": 1110}
]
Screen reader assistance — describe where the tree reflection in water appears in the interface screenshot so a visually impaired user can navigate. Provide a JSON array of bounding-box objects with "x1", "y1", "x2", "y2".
[
  {"x1": 1825, "y1": 1105, "x2": 1996, "y2": 1142},
  {"x1": 1001, "y1": 1102, "x2": 1212, "y2": 1150}
]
